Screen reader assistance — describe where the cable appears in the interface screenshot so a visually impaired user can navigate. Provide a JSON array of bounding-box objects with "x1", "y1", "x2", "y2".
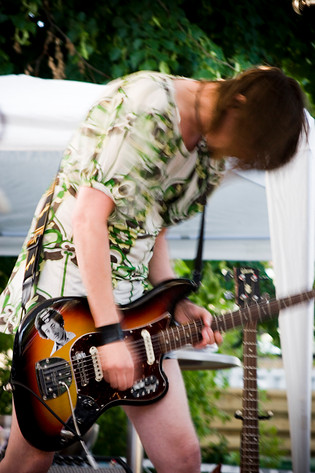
[
  {"x1": 59, "y1": 381, "x2": 99, "y2": 470},
  {"x1": 8, "y1": 379, "x2": 82, "y2": 442}
]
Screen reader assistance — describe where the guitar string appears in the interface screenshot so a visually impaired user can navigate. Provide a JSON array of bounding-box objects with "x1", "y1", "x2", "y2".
[
  {"x1": 40, "y1": 325, "x2": 203, "y2": 385},
  {"x1": 41, "y1": 286, "x2": 305, "y2": 388},
  {"x1": 42, "y1": 329, "x2": 199, "y2": 377},
  {"x1": 38, "y1": 286, "x2": 315, "y2": 376},
  {"x1": 41, "y1": 292, "x2": 287, "y2": 378},
  {"x1": 42, "y1": 289, "x2": 295, "y2": 383},
  {"x1": 41, "y1": 319, "x2": 203, "y2": 372},
  {"x1": 40, "y1": 297, "x2": 277, "y2": 384},
  {"x1": 42, "y1": 327, "x2": 202, "y2": 381}
]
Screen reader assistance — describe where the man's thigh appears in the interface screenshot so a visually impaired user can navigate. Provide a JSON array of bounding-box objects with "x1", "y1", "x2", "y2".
[{"x1": 123, "y1": 359, "x2": 199, "y2": 462}]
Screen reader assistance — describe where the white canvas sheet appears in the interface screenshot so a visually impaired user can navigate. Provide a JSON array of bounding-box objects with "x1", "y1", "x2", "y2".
[{"x1": 266, "y1": 113, "x2": 315, "y2": 473}]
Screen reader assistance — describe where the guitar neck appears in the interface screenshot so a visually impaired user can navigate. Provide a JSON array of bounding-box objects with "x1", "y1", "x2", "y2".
[
  {"x1": 212, "y1": 288, "x2": 315, "y2": 333},
  {"x1": 158, "y1": 288, "x2": 315, "y2": 354},
  {"x1": 241, "y1": 321, "x2": 259, "y2": 473}
]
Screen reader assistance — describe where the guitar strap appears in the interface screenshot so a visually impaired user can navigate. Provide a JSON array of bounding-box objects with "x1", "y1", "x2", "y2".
[
  {"x1": 21, "y1": 178, "x2": 57, "y2": 315},
  {"x1": 192, "y1": 205, "x2": 206, "y2": 288}
]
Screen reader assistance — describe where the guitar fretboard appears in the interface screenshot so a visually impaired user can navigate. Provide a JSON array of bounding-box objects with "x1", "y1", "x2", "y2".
[
  {"x1": 212, "y1": 288, "x2": 315, "y2": 333},
  {"x1": 241, "y1": 322, "x2": 259, "y2": 473},
  {"x1": 158, "y1": 288, "x2": 315, "y2": 355}
]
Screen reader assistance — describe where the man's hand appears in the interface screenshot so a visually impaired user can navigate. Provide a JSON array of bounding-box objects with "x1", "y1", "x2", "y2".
[
  {"x1": 174, "y1": 298, "x2": 223, "y2": 348},
  {"x1": 98, "y1": 341, "x2": 135, "y2": 391}
]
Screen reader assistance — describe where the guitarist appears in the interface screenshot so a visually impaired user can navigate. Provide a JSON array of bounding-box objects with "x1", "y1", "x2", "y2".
[{"x1": 0, "y1": 67, "x2": 306, "y2": 473}]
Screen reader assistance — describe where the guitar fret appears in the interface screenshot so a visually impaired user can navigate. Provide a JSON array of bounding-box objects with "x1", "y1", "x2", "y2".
[
  {"x1": 241, "y1": 442, "x2": 259, "y2": 448},
  {"x1": 175, "y1": 325, "x2": 180, "y2": 344},
  {"x1": 241, "y1": 454, "x2": 259, "y2": 459},
  {"x1": 255, "y1": 301, "x2": 262, "y2": 323},
  {"x1": 243, "y1": 328, "x2": 257, "y2": 334},
  {"x1": 188, "y1": 322, "x2": 194, "y2": 342},
  {"x1": 186, "y1": 322, "x2": 193, "y2": 344},
  {"x1": 241, "y1": 439, "x2": 259, "y2": 444},
  {"x1": 169, "y1": 327, "x2": 175, "y2": 350},
  {"x1": 244, "y1": 384, "x2": 257, "y2": 391},
  {"x1": 246, "y1": 305, "x2": 253, "y2": 323},
  {"x1": 243, "y1": 352, "x2": 257, "y2": 357},
  {"x1": 242, "y1": 427, "x2": 259, "y2": 432},
  {"x1": 160, "y1": 331, "x2": 171, "y2": 352},
  {"x1": 157, "y1": 287, "x2": 315, "y2": 356},
  {"x1": 241, "y1": 406, "x2": 259, "y2": 412}
]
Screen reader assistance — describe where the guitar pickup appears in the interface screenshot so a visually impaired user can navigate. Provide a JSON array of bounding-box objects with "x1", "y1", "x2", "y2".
[
  {"x1": 72, "y1": 351, "x2": 89, "y2": 387},
  {"x1": 141, "y1": 329, "x2": 155, "y2": 365}
]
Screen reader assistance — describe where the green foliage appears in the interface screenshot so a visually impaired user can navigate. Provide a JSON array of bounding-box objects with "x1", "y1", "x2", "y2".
[
  {"x1": 0, "y1": 258, "x2": 16, "y2": 294},
  {"x1": 0, "y1": 258, "x2": 16, "y2": 414},
  {"x1": 1, "y1": 0, "x2": 314, "y2": 111},
  {"x1": 0, "y1": 332, "x2": 13, "y2": 415},
  {"x1": 183, "y1": 0, "x2": 315, "y2": 112},
  {"x1": 0, "y1": 0, "x2": 234, "y2": 82},
  {"x1": 93, "y1": 407, "x2": 128, "y2": 457}
]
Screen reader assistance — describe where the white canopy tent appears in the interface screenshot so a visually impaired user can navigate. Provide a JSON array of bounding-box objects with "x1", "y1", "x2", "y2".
[{"x1": 0, "y1": 74, "x2": 314, "y2": 472}]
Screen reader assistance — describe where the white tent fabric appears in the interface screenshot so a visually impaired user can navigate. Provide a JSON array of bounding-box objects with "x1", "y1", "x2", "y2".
[
  {"x1": 266, "y1": 113, "x2": 315, "y2": 473},
  {"x1": 0, "y1": 75, "x2": 314, "y2": 471}
]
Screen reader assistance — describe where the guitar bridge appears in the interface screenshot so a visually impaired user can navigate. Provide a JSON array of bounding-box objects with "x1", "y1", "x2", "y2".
[{"x1": 36, "y1": 357, "x2": 72, "y2": 400}]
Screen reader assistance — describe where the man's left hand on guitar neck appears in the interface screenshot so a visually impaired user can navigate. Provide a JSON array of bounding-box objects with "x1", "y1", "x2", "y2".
[{"x1": 174, "y1": 298, "x2": 223, "y2": 348}]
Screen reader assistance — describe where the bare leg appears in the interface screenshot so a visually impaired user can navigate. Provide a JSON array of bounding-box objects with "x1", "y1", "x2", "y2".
[
  {"x1": 0, "y1": 404, "x2": 54, "y2": 473},
  {"x1": 123, "y1": 359, "x2": 201, "y2": 473}
]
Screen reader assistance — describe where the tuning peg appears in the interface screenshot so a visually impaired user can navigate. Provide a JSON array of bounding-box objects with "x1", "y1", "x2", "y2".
[
  {"x1": 221, "y1": 269, "x2": 234, "y2": 281},
  {"x1": 234, "y1": 409, "x2": 243, "y2": 420},
  {"x1": 224, "y1": 291, "x2": 234, "y2": 300},
  {"x1": 258, "y1": 410, "x2": 274, "y2": 420}
]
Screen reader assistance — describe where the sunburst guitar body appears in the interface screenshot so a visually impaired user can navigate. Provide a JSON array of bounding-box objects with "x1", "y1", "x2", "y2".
[
  {"x1": 11, "y1": 279, "x2": 196, "y2": 451},
  {"x1": 10, "y1": 277, "x2": 315, "y2": 452}
]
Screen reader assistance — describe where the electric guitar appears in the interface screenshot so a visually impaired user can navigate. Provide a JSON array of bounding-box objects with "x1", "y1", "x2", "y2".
[{"x1": 9, "y1": 278, "x2": 315, "y2": 452}]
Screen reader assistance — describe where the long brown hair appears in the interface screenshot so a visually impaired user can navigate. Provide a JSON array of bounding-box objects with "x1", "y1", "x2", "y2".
[{"x1": 210, "y1": 66, "x2": 308, "y2": 171}]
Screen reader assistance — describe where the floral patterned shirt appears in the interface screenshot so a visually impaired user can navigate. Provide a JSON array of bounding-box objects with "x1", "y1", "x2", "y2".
[{"x1": 0, "y1": 71, "x2": 225, "y2": 333}]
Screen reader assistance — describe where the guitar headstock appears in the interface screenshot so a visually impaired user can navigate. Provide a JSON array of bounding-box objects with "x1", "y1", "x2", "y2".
[{"x1": 234, "y1": 267, "x2": 261, "y2": 308}]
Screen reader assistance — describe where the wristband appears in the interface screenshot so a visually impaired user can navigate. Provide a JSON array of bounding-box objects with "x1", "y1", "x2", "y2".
[{"x1": 96, "y1": 322, "x2": 124, "y2": 345}]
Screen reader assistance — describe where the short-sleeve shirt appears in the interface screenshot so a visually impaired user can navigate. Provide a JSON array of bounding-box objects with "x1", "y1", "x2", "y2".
[{"x1": 0, "y1": 71, "x2": 225, "y2": 333}]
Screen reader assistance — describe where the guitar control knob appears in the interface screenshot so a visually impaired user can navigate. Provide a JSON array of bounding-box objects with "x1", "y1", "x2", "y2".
[{"x1": 82, "y1": 397, "x2": 95, "y2": 409}]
